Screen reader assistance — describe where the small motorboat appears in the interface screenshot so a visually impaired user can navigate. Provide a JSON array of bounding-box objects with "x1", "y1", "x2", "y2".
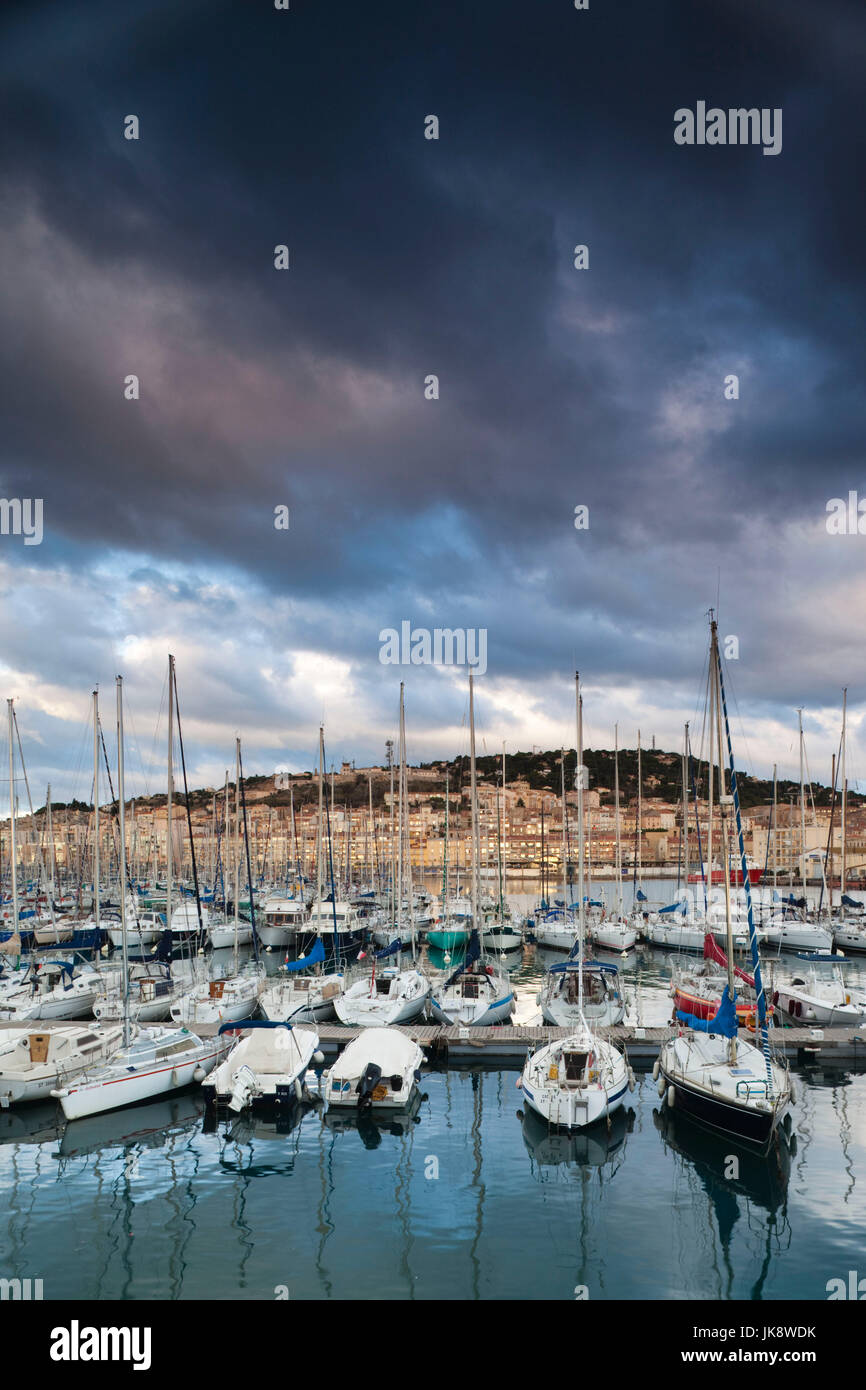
[
  {"x1": 203, "y1": 1020, "x2": 323, "y2": 1113},
  {"x1": 771, "y1": 965, "x2": 866, "y2": 1027},
  {"x1": 324, "y1": 1028, "x2": 424, "y2": 1111}
]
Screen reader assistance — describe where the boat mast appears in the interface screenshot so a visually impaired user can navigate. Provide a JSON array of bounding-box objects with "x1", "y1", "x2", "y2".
[
  {"x1": 401, "y1": 683, "x2": 415, "y2": 960},
  {"x1": 798, "y1": 709, "x2": 806, "y2": 892},
  {"x1": 707, "y1": 658, "x2": 715, "y2": 908},
  {"x1": 469, "y1": 673, "x2": 480, "y2": 937},
  {"x1": 166, "y1": 654, "x2": 174, "y2": 937},
  {"x1": 682, "y1": 723, "x2": 689, "y2": 894},
  {"x1": 7, "y1": 700, "x2": 18, "y2": 941},
  {"x1": 498, "y1": 743, "x2": 506, "y2": 922},
  {"x1": 710, "y1": 620, "x2": 736, "y2": 1065},
  {"x1": 386, "y1": 738, "x2": 394, "y2": 919},
  {"x1": 560, "y1": 747, "x2": 568, "y2": 908},
  {"x1": 116, "y1": 675, "x2": 130, "y2": 1049},
  {"x1": 576, "y1": 672, "x2": 585, "y2": 1016},
  {"x1": 316, "y1": 727, "x2": 324, "y2": 912},
  {"x1": 636, "y1": 730, "x2": 642, "y2": 896},
  {"x1": 46, "y1": 784, "x2": 55, "y2": 901},
  {"x1": 443, "y1": 768, "x2": 449, "y2": 911},
  {"x1": 772, "y1": 763, "x2": 778, "y2": 891},
  {"x1": 397, "y1": 687, "x2": 404, "y2": 941},
  {"x1": 614, "y1": 723, "x2": 623, "y2": 917},
  {"x1": 841, "y1": 688, "x2": 848, "y2": 902},
  {"x1": 93, "y1": 689, "x2": 100, "y2": 934}
]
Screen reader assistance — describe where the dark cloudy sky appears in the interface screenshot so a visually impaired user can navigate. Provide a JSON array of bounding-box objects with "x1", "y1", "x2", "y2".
[{"x1": 1, "y1": 0, "x2": 865, "y2": 801}]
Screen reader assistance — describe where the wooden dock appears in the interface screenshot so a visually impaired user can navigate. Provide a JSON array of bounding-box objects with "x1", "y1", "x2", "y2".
[
  {"x1": 2, "y1": 1019, "x2": 862, "y2": 1067},
  {"x1": 178, "y1": 1021, "x2": 866, "y2": 1069}
]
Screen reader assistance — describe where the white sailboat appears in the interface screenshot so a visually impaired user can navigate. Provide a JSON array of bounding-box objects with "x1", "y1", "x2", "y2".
[
  {"x1": 657, "y1": 617, "x2": 791, "y2": 1150},
  {"x1": 334, "y1": 685, "x2": 430, "y2": 1027},
  {"x1": 259, "y1": 937, "x2": 343, "y2": 1024},
  {"x1": 0, "y1": 955, "x2": 120, "y2": 1022},
  {"x1": 430, "y1": 675, "x2": 514, "y2": 1026},
  {"x1": 53, "y1": 669, "x2": 225, "y2": 1121},
  {"x1": 521, "y1": 670, "x2": 632, "y2": 1129},
  {"x1": 171, "y1": 737, "x2": 265, "y2": 1025},
  {"x1": 538, "y1": 684, "x2": 625, "y2": 1026},
  {"x1": 481, "y1": 747, "x2": 523, "y2": 953}
]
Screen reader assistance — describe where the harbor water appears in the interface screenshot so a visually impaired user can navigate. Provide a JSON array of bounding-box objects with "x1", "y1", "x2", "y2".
[{"x1": 1, "y1": 880, "x2": 864, "y2": 1301}]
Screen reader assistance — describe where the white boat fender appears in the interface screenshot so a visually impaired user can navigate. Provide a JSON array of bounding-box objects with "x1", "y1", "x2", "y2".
[
  {"x1": 193, "y1": 1066, "x2": 206, "y2": 1083},
  {"x1": 294, "y1": 1078, "x2": 303, "y2": 1101},
  {"x1": 666, "y1": 1084, "x2": 676, "y2": 1109},
  {"x1": 657, "y1": 1075, "x2": 666, "y2": 1098},
  {"x1": 627, "y1": 1068, "x2": 635, "y2": 1092},
  {"x1": 171, "y1": 1067, "x2": 182, "y2": 1087},
  {"x1": 651, "y1": 1060, "x2": 660, "y2": 1081},
  {"x1": 313, "y1": 1050, "x2": 325, "y2": 1065}
]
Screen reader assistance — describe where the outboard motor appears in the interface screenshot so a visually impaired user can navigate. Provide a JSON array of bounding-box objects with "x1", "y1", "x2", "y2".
[
  {"x1": 356, "y1": 1062, "x2": 382, "y2": 1110},
  {"x1": 228, "y1": 1064, "x2": 257, "y2": 1114}
]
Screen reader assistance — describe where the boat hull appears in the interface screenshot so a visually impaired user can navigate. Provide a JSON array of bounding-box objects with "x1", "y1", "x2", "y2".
[{"x1": 57, "y1": 1036, "x2": 225, "y2": 1120}]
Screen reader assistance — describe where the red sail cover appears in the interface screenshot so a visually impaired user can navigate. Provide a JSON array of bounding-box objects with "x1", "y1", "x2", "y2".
[{"x1": 703, "y1": 932, "x2": 755, "y2": 987}]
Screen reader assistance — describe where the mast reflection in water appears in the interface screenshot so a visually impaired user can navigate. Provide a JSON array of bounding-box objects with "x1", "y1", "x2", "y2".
[{"x1": 0, "y1": 1069, "x2": 862, "y2": 1300}]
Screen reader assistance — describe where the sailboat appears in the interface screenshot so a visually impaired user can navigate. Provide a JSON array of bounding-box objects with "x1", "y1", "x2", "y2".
[
  {"x1": 171, "y1": 734, "x2": 265, "y2": 1025},
  {"x1": 334, "y1": 685, "x2": 430, "y2": 1026},
  {"x1": 259, "y1": 937, "x2": 343, "y2": 1023},
  {"x1": 656, "y1": 617, "x2": 792, "y2": 1149},
  {"x1": 521, "y1": 671, "x2": 632, "y2": 1128},
  {"x1": 429, "y1": 676, "x2": 515, "y2": 1026},
  {"x1": 538, "y1": 683, "x2": 625, "y2": 1027},
  {"x1": 427, "y1": 767, "x2": 473, "y2": 951},
  {"x1": 481, "y1": 746, "x2": 523, "y2": 952},
  {"x1": 589, "y1": 724, "x2": 636, "y2": 952},
  {"x1": 53, "y1": 674, "x2": 225, "y2": 1122}
]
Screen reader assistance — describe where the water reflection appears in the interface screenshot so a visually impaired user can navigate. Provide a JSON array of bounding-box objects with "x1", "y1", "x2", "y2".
[
  {"x1": 653, "y1": 1104, "x2": 793, "y2": 1299},
  {"x1": 323, "y1": 1089, "x2": 424, "y2": 1148},
  {"x1": 519, "y1": 1103, "x2": 633, "y2": 1174},
  {"x1": 57, "y1": 1093, "x2": 205, "y2": 1160}
]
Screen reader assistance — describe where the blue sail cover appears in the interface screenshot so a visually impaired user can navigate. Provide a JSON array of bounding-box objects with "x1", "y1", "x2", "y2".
[
  {"x1": 636, "y1": 890, "x2": 647, "y2": 902},
  {"x1": 676, "y1": 988, "x2": 738, "y2": 1038},
  {"x1": 283, "y1": 937, "x2": 326, "y2": 972},
  {"x1": 443, "y1": 929, "x2": 481, "y2": 988},
  {"x1": 659, "y1": 899, "x2": 687, "y2": 915},
  {"x1": 842, "y1": 894, "x2": 863, "y2": 909},
  {"x1": 375, "y1": 938, "x2": 405, "y2": 960}
]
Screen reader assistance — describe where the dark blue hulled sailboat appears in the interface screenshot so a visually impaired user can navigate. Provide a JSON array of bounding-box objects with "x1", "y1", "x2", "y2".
[{"x1": 656, "y1": 616, "x2": 792, "y2": 1150}]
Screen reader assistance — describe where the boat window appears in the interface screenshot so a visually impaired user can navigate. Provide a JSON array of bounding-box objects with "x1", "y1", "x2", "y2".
[
  {"x1": 562, "y1": 1050, "x2": 588, "y2": 1081},
  {"x1": 156, "y1": 1039, "x2": 196, "y2": 1059}
]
